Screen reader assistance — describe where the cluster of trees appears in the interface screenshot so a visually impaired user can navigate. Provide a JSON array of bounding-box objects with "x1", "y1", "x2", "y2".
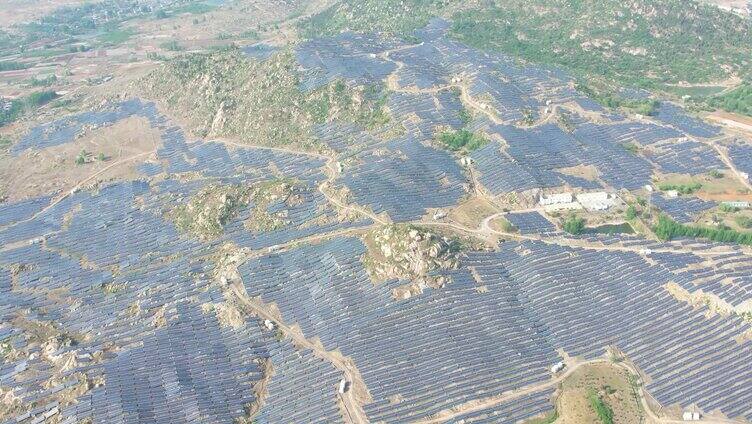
[
  {"x1": 0, "y1": 90, "x2": 58, "y2": 127},
  {"x1": 563, "y1": 215, "x2": 586, "y2": 235},
  {"x1": 437, "y1": 129, "x2": 488, "y2": 152},
  {"x1": 0, "y1": 61, "x2": 30, "y2": 72},
  {"x1": 707, "y1": 83, "x2": 752, "y2": 117},
  {"x1": 653, "y1": 214, "x2": 752, "y2": 245},
  {"x1": 657, "y1": 182, "x2": 702, "y2": 195}
]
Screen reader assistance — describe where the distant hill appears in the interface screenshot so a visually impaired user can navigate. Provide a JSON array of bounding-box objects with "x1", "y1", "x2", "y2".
[{"x1": 300, "y1": 0, "x2": 752, "y2": 112}]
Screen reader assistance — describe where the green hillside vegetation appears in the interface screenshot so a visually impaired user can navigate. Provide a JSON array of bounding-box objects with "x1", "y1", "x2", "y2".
[
  {"x1": 301, "y1": 0, "x2": 752, "y2": 113},
  {"x1": 139, "y1": 48, "x2": 390, "y2": 150},
  {"x1": 299, "y1": 0, "x2": 454, "y2": 40},
  {"x1": 451, "y1": 0, "x2": 752, "y2": 88},
  {"x1": 707, "y1": 83, "x2": 752, "y2": 116}
]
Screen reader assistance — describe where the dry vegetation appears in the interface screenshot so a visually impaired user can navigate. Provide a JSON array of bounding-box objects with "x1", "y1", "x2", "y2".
[
  {"x1": 555, "y1": 362, "x2": 643, "y2": 424},
  {"x1": 0, "y1": 116, "x2": 161, "y2": 202},
  {"x1": 138, "y1": 49, "x2": 389, "y2": 151}
]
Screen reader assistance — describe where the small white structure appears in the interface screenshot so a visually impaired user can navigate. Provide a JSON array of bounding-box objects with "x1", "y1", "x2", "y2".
[
  {"x1": 665, "y1": 190, "x2": 679, "y2": 198},
  {"x1": 682, "y1": 410, "x2": 702, "y2": 421},
  {"x1": 539, "y1": 192, "x2": 573, "y2": 206},
  {"x1": 460, "y1": 156, "x2": 473, "y2": 167},
  {"x1": 644, "y1": 184, "x2": 654, "y2": 192},
  {"x1": 263, "y1": 319, "x2": 275, "y2": 331},
  {"x1": 550, "y1": 362, "x2": 565, "y2": 374},
  {"x1": 338, "y1": 379, "x2": 350, "y2": 394},
  {"x1": 433, "y1": 210, "x2": 447, "y2": 220},
  {"x1": 741, "y1": 172, "x2": 749, "y2": 182},
  {"x1": 724, "y1": 201, "x2": 750, "y2": 209},
  {"x1": 576, "y1": 191, "x2": 618, "y2": 211}
]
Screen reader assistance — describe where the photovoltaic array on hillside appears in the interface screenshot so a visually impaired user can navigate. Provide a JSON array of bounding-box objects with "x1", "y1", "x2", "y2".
[{"x1": 1, "y1": 16, "x2": 752, "y2": 424}]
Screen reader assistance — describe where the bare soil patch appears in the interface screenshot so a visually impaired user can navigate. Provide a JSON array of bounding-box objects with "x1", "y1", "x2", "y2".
[
  {"x1": 448, "y1": 196, "x2": 500, "y2": 229},
  {"x1": 556, "y1": 362, "x2": 643, "y2": 424},
  {"x1": 0, "y1": 116, "x2": 160, "y2": 201}
]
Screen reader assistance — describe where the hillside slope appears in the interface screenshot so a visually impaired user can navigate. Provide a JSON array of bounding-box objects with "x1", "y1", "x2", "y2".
[{"x1": 300, "y1": 0, "x2": 752, "y2": 107}]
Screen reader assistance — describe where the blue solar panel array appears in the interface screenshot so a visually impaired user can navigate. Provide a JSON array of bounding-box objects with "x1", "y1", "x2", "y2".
[
  {"x1": 241, "y1": 43, "x2": 277, "y2": 60},
  {"x1": 339, "y1": 137, "x2": 467, "y2": 221},
  {"x1": 240, "y1": 237, "x2": 560, "y2": 422},
  {"x1": 651, "y1": 194, "x2": 716, "y2": 224},
  {"x1": 0, "y1": 195, "x2": 52, "y2": 227},
  {"x1": 727, "y1": 140, "x2": 752, "y2": 176},
  {"x1": 492, "y1": 241, "x2": 752, "y2": 420},
  {"x1": 504, "y1": 211, "x2": 557, "y2": 235},
  {"x1": 451, "y1": 389, "x2": 555, "y2": 423},
  {"x1": 648, "y1": 140, "x2": 725, "y2": 174},
  {"x1": 296, "y1": 32, "x2": 398, "y2": 91},
  {"x1": 3, "y1": 18, "x2": 751, "y2": 424},
  {"x1": 654, "y1": 102, "x2": 721, "y2": 138},
  {"x1": 64, "y1": 303, "x2": 267, "y2": 423},
  {"x1": 12, "y1": 99, "x2": 165, "y2": 155}
]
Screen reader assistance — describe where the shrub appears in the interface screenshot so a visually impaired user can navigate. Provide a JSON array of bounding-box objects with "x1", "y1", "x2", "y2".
[
  {"x1": 625, "y1": 205, "x2": 637, "y2": 220},
  {"x1": 736, "y1": 216, "x2": 752, "y2": 229},
  {"x1": 75, "y1": 149, "x2": 88, "y2": 165},
  {"x1": 719, "y1": 203, "x2": 739, "y2": 213},
  {"x1": 587, "y1": 389, "x2": 614, "y2": 424},
  {"x1": 563, "y1": 215, "x2": 585, "y2": 235}
]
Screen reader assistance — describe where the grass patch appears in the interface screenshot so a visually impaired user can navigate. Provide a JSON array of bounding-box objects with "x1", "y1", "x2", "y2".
[
  {"x1": 587, "y1": 388, "x2": 615, "y2": 424},
  {"x1": 1, "y1": 90, "x2": 58, "y2": 127},
  {"x1": 141, "y1": 49, "x2": 390, "y2": 148},
  {"x1": 160, "y1": 40, "x2": 184, "y2": 51},
  {"x1": 98, "y1": 27, "x2": 135, "y2": 45},
  {"x1": 735, "y1": 215, "x2": 752, "y2": 229},
  {"x1": 0, "y1": 61, "x2": 30, "y2": 71}
]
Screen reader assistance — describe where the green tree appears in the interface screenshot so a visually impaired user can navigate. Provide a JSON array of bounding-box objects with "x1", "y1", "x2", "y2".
[
  {"x1": 563, "y1": 215, "x2": 585, "y2": 235},
  {"x1": 75, "y1": 149, "x2": 88, "y2": 165},
  {"x1": 625, "y1": 205, "x2": 637, "y2": 220}
]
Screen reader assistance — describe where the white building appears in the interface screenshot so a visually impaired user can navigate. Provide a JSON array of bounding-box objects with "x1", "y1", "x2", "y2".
[
  {"x1": 723, "y1": 201, "x2": 750, "y2": 209},
  {"x1": 682, "y1": 410, "x2": 701, "y2": 421},
  {"x1": 539, "y1": 192, "x2": 573, "y2": 206},
  {"x1": 550, "y1": 362, "x2": 565, "y2": 373},
  {"x1": 576, "y1": 191, "x2": 618, "y2": 211}
]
